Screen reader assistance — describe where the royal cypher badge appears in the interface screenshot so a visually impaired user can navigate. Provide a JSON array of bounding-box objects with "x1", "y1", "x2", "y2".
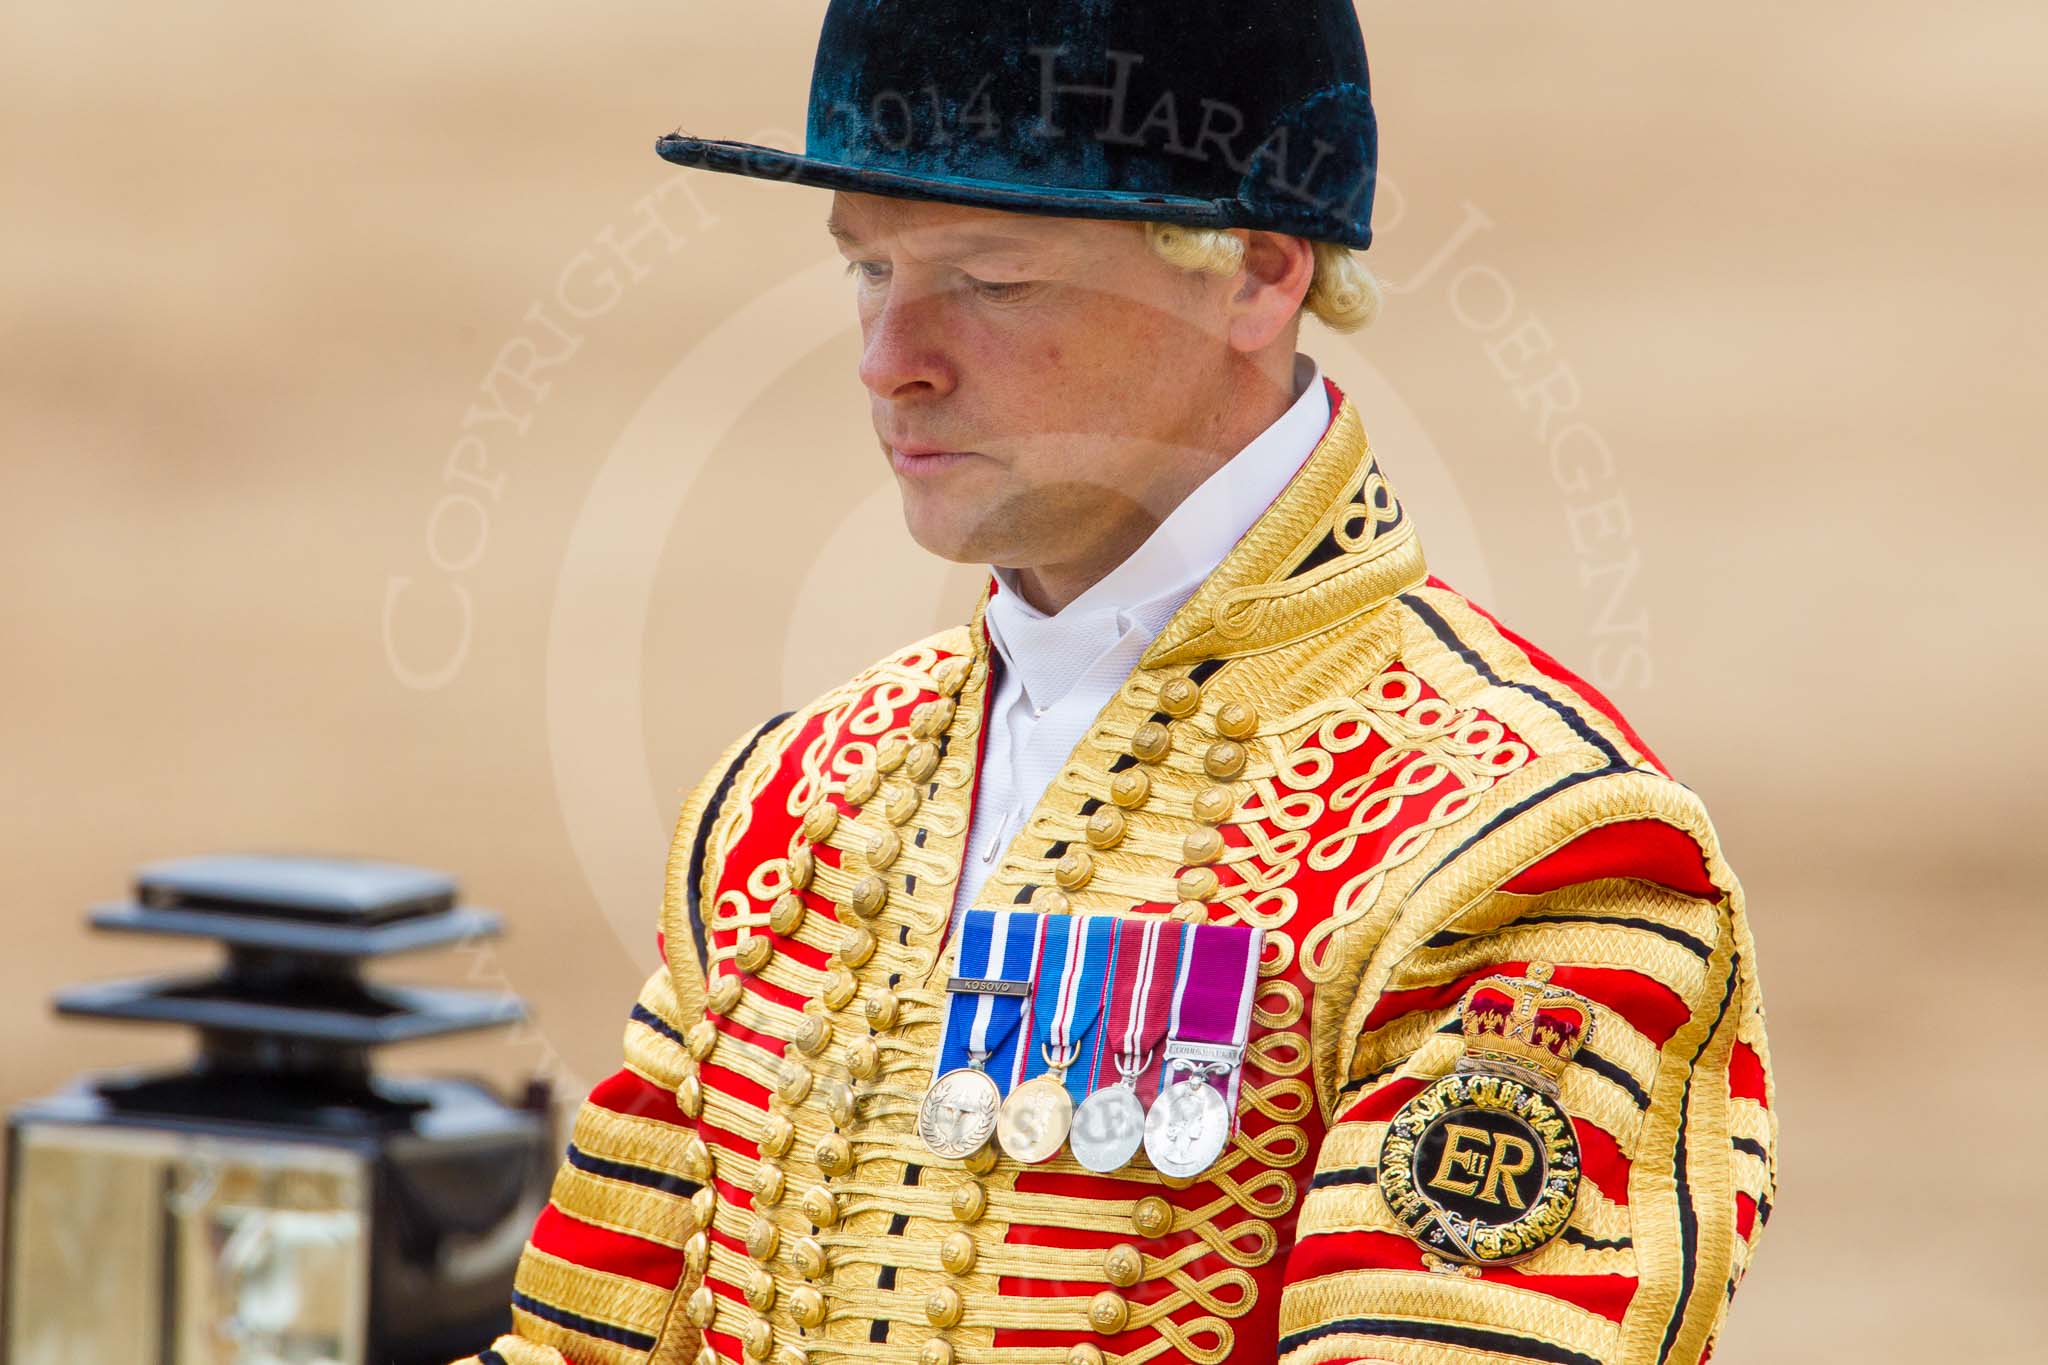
[{"x1": 1379, "y1": 962, "x2": 1594, "y2": 1265}]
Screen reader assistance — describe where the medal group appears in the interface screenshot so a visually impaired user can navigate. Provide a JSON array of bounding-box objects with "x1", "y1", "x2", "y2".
[{"x1": 917, "y1": 909, "x2": 1262, "y2": 1179}]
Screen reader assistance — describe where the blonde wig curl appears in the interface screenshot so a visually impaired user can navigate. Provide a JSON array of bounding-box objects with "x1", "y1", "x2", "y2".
[{"x1": 1142, "y1": 221, "x2": 1381, "y2": 333}]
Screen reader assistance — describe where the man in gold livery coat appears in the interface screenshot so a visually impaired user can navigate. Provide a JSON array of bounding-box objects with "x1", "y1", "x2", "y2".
[{"x1": 456, "y1": 3, "x2": 1776, "y2": 1362}]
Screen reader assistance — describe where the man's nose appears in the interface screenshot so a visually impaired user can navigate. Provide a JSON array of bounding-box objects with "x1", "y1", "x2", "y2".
[{"x1": 858, "y1": 280, "x2": 957, "y2": 401}]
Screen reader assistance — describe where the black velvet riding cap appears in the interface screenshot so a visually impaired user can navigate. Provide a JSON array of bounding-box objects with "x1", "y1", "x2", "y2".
[{"x1": 656, "y1": 0, "x2": 1379, "y2": 250}]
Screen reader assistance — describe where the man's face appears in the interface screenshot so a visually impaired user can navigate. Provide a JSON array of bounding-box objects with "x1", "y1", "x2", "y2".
[{"x1": 827, "y1": 191, "x2": 1254, "y2": 581}]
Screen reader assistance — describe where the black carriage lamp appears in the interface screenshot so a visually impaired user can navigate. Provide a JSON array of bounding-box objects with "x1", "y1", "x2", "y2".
[{"x1": 3, "y1": 854, "x2": 555, "y2": 1365}]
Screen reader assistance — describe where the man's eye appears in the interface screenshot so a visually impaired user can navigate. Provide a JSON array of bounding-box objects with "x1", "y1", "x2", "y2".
[
  {"x1": 968, "y1": 277, "x2": 1032, "y2": 301},
  {"x1": 844, "y1": 260, "x2": 889, "y2": 284}
]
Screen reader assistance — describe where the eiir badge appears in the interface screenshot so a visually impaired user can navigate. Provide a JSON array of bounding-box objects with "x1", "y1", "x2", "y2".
[{"x1": 1378, "y1": 962, "x2": 1593, "y2": 1265}]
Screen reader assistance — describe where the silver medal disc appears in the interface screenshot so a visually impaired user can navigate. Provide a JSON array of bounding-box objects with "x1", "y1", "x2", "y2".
[
  {"x1": 1143, "y1": 1076, "x2": 1232, "y2": 1178},
  {"x1": 996, "y1": 1073, "x2": 1074, "y2": 1164},
  {"x1": 1070, "y1": 1082, "x2": 1148, "y2": 1173},
  {"x1": 917, "y1": 1067, "x2": 1001, "y2": 1159}
]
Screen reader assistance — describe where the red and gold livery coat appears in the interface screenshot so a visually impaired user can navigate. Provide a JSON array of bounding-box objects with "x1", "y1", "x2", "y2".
[{"x1": 459, "y1": 381, "x2": 1776, "y2": 1365}]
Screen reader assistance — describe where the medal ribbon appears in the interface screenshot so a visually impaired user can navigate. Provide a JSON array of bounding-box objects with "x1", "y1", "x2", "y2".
[
  {"x1": 1164, "y1": 922, "x2": 1264, "y2": 1111},
  {"x1": 1088, "y1": 916, "x2": 1186, "y2": 1105},
  {"x1": 936, "y1": 908, "x2": 1044, "y2": 1092},
  {"x1": 1019, "y1": 914, "x2": 1118, "y2": 1101}
]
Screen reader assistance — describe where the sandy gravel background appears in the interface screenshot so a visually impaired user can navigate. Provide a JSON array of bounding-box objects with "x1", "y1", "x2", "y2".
[{"x1": 4, "y1": 4, "x2": 2043, "y2": 1359}]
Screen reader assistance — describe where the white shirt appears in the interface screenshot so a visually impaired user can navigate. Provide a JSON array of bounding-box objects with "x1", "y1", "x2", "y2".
[{"x1": 953, "y1": 352, "x2": 1332, "y2": 923}]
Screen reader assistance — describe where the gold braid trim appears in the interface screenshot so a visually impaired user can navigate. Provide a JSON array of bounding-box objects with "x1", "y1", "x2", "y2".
[
  {"x1": 476, "y1": 1336, "x2": 573, "y2": 1365},
  {"x1": 662, "y1": 712, "x2": 808, "y2": 1008},
  {"x1": 547, "y1": 1164, "x2": 694, "y2": 1253},
  {"x1": 1280, "y1": 1267, "x2": 1622, "y2": 1364},
  {"x1": 1616, "y1": 908, "x2": 1742, "y2": 1365},
  {"x1": 571, "y1": 1105, "x2": 701, "y2": 1184},
  {"x1": 507, "y1": 1259, "x2": 665, "y2": 1365}
]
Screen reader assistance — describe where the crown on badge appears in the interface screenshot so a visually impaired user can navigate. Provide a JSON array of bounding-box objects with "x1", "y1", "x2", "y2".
[{"x1": 1457, "y1": 962, "x2": 1593, "y2": 1085}]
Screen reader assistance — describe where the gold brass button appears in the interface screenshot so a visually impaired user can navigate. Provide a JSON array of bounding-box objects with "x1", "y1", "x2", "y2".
[
  {"x1": 802, "y1": 801, "x2": 840, "y2": 843},
  {"x1": 776, "y1": 1057, "x2": 813, "y2": 1104},
  {"x1": 744, "y1": 1267, "x2": 777, "y2": 1312},
  {"x1": 675, "y1": 1075, "x2": 704, "y2": 1118},
  {"x1": 819, "y1": 1078, "x2": 858, "y2": 1127},
  {"x1": 752, "y1": 1162, "x2": 786, "y2": 1207},
  {"x1": 745, "y1": 1217, "x2": 780, "y2": 1262},
  {"x1": 1215, "y1": 700, "x2": 1259, "y2": 739},
  {"x1": 1104, "y1": 1243, "x2": 1144, "y2": 1287},
  {"x1": 885, "y1": 783, "x2": 921, "y2": 825},
  {"x1": 876, "y1": 734, "x2": 910, "y2": 772},
  {"x1": 933, "y1": 656, "x2": 970, "y2": 697},
  {"x1": 919, "y1": 1341, "x2": 955, "y2": 1365},
  {"x1": 736, "y1": 934, "x2": 774, "y2": 975},
  {"x1": 911, "y1": 698, "x2": 955, "y2": 738},
  {"x1": 1182, "y1": 827, "x2": 1225, "y2": 865},
  {"x1": 846, "y1": 1036, "x2": 881, "y2": 1079},
  {"x1": 790, "y1": 1235, "x2": 827, "y2": 1280},
  {"x1": 834, "y1": 923, "x2": 878, "y2": 969},
  {"x1": 864, "y1": 989, "x2": 900, "y2": 1030},
  {"x1": 687, "y1": 1018, "x2": 720, "y2": 1061},
  {"x1": 814, "y1": 1133, "x2": 854, "y2": 1177},
  {"x1": 681, "y1": 1133, "x2": 713, "y2": 1182},
  {"x1": 759, "y1": 1111, "x2": 796, "y2": 1159},
  {"x1": 924, "y1": 1284, "x2": 964, "y2": 1328},
  {"x1": 686, "y1": 1283, "x2": 716, "y2": 1327},
  {"x1": 1109, "y1": 767, "x2": 1151, "y2": 808},
  {"x1": 793, "y1": 1014, "x2": 831, "y2": 1056},
  {"x1": 1067, "y1": 1348, "x2": 1106, "y2": 1365},
  {"x1": 742, "y1": 1316, "x2": 774, "y2": 1360},
  {"x1": 691, "y1": 1185, "x2": 717, "y2": 1230},
  {"x1": 789, "y1": 1285, "x2": 827, "y2": 1329},
  {"x1": 844, "y1": 765, "x2": 881, "y2": 807},
  {"x1": 1177, "y1": 867, "x2": 1221, "y2": 903},
  {"x1": 905, "y1": 741, "x2": 941, "y2": 783},
  {"x1": 939, "y1": 1230, "x2": 978, "y2": 1275},
  {"x1": 849, "y1": 873, "x2": 889, "y2": 917},
  {"x1": 1084, "y1": 806, "x2": 1126, "y2": 850},
  {"x1": 1054, "y1": 849, "x2": 1095, "y2": 890},
  {"x1": 963, "y1": 1141, "x2": 1000, "y2": 1176},
  {"x1": 950, "y1": 1180, "x2": 988, "y2": 1223},
  {"x1": 801, "y1": 1185, "x2": 840, "y2": 1227},
  {"x1": 708, "y1": 972, "x2": 744, "y2": 1015},
  {"x1": 1032, "y1": 888, "x2": 1073, "y2": 917},
  {"x1": 787, "y1": 846, "x2": 815, "y2": 891},
  {"x1": 1130, "y1": 721, "x2": 1172, "y2": 763},
  {"x1": 1192, "y1": 785, "x2": 1237, "y2": 825},
  {"x1": 865, "y1": 827, "x2": 902, "y2": 871},
  {"x1": 822, "y1": 966, "x2": 858, "y2": 1010},
  {"x1": 1202, "y1": 740, "x2": 1247, "y2": 780},
  {"x1": 685, "y1": 1229, "x2": 710, "y2": 1276},
  {"x1": 1158, "y1": 676, "x2": 1201, "y2": 718},
  {"x1": 768, "y1": 892, "x2": 806, "y2": 937},
  {"x1": 1088, "y1": 1290, "x2": 1130, "y2": 1334},
  {"x1": 1132, "y1": 1196, "x2": 1173, "y2": 1238}
]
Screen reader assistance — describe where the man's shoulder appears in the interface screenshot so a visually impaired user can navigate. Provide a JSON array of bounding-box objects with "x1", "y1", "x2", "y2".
[
  {"x1": 1391, "y1": 575, "x2": 1670, "y2": 779},
  {"x1": 1362, "y1": 576, "x2": 1739, "y2": 909}
]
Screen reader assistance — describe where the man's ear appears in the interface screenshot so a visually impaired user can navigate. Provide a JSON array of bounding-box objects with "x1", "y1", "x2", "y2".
[{"x1": 1228, "y1": 231, "x2": 1315, "y2": 352}]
